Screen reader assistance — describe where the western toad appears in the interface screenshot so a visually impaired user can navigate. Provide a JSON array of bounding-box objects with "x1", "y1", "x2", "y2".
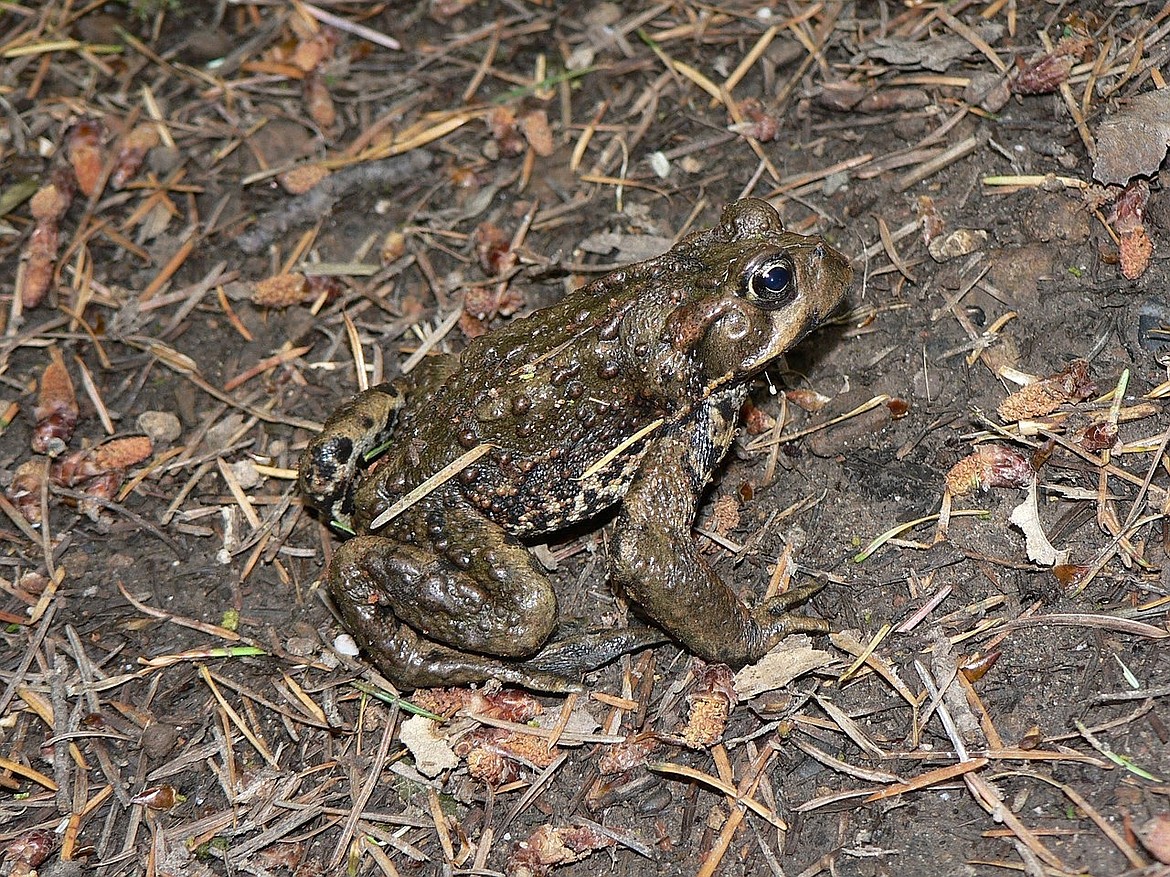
[{"x1": 300, "y1": 198, "x2": 852, "y2": 690}]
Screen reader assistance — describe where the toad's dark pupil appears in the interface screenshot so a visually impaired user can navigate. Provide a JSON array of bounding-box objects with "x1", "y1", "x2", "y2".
[{"x1": 760, "y1": 264, "x2": 791, "y2": 293}]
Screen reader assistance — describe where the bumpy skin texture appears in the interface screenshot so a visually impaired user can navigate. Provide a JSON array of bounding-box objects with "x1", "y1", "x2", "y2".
[{"x1": 299, "y1": 199, "x2": 853, "y2": 691}]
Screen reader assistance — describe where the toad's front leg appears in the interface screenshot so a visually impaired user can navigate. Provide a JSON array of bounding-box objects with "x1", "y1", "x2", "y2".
[{"x1": 611, "y1": 393, "x2": 828, "y2": 666}]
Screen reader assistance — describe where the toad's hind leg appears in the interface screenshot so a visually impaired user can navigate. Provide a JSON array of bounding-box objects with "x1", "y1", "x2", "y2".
[
  {"x1": 326, "y1": 522, "x2": 664, "y2": 692},
  {"x1": 327, "y1": 533, "x2": 569, "y2": 690}
]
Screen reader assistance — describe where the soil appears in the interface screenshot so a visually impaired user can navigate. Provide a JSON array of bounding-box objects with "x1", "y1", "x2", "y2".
[{"x1": 1, "y1": 3, "x2": 1168, "y2": 877}]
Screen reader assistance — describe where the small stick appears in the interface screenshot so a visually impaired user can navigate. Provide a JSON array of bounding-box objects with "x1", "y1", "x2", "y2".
[{"x1": 896, "y1": 134, "x2": 986, "y2": 191}]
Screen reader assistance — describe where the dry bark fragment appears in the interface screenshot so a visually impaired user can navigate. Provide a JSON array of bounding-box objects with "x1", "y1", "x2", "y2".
[
  {"x1": 1136, "y1": 814, "x2": 1170, "y2": 864},
  {"x1": 236, "y1": 151, "x2": 432, "y2": 254},
  {"x1": 1093, "y1": 88, "x2": 1170, "y2": 185}
]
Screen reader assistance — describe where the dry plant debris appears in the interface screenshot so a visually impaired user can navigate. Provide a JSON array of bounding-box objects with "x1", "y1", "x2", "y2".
[{"x1": 1, "y1": 2, "x2": 1169, "y2": 876}]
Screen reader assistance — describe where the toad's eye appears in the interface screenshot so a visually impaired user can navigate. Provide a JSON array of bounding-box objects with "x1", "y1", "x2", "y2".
[{"x1": 747, "y1": 258, "x2": 796, "y2": 308}]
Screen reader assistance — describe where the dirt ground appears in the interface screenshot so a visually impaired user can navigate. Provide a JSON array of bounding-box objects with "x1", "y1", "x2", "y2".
[{"x1": 2, "y1": 2, "x2": 1169, "y2": 876}]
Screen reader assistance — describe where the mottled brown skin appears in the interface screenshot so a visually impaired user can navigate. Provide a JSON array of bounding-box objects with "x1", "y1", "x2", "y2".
[{"x1": 300, "y1": 199, "x2": 853, "y2": 691}]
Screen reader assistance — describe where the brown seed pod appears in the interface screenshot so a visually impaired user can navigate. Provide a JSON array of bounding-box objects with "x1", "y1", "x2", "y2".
[
  {"x1": 1114, "y1": 180, "x2": 1153, "y2": 280},
  {"x1": 7, "y1": 459, "x2": 47, "y2": 523},
  {"x1": 4, "y1": 829, "x2": 55, "y2": 867},
  {"x1": 252, "y1": 272, "x2": 311, "y2": 308},
  {"x1": 518, "y1": 109, "x2": 554, "y2": 156},
  {"x1": 678, "y1": 662, "x2": 736, "y2": 749},
  {"x1": 740, "y1": 399, "x2": 775, "y2": 434},
  {"x1": 1012, "y1": 52, "x2": 1074, "y2": 95},
  {"x1": 277, "y1": 163, "x2": 330, "y2": 195},
  {"x1": 77, "y1": 471, "x2": 123, "y2": 520},
  {"x1": 472, "y1": 221, "x2": 515, "y2": 276},
  {"x1": 111, "y1": 123, "x2": 160, "y2": 189},
  {"x1": 945, "y1": 445, "x2": 1035, "y2": 496},
  {"x1": 130, "y1": 784, "x2": 179, "y2": 811},
  {"x1": 997, "y1": 360, "x2": 1096, "y2": 422},
  {"x1": 486, "y1": 106, "x2": 525, "y2": 157},
  {"x1": 66, "y1": 119, "x2": 106, "y2": 197},
  {"x1": 453, "y1": 725, "x2": 558, "y2": 786},
  {"x1": 303, "y1": 72, "x2": 336, "y2": 131},
  {"x1": 20, "y1": 181, "x2": 74, "y2": 309},
  {"x1": 507, "y1": 824, "x2": 614, "y2": 877},
  {"x1": 1078, "y1": 420, "x2": 1118, "y2": 452},
  {"x1": 917, "y1": 195, "x2": 945, "y2": 247},
  {"x1": 411, "y1": 686, "x2": 543, "y2": 722},
  {"x1": 959, "y1": 650, "x2": 1001, "y2": 682},
  {"x1": 1011, "y1": 37, "x2": 1092, "y2": 96},
  {"x1": 732, "y1": 97, "x2": 781, "y2": 142},
  {"x1": 32, "y1": 349, "x2": 78, "y2": 456},
  {"x1": 598, "y1": 732, "x2": 661, "y2": 775},
  {"x1": 50, "y1": 436, "x2": 153, "y2": 487},
  {"x1": 292, "y1": 28, "x2": 336, "y2": 72}
]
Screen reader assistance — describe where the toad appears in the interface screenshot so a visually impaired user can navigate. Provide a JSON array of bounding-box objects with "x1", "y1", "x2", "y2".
[{"x1": 300, "y1": 198, "x2": 852, "y2": 691}]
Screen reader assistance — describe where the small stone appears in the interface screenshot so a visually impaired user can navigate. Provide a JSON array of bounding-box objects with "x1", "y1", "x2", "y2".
[
  {"x1": 227, "y1": 458, "x2": 262, "y2": 490},
  {"x1": 137, "y1": 410, "x2": 182, "y2": 445},
  {"x1": 964, "y1": 71, "x2": 1010, "y2": 113},
  {"x1": 928, "y1": 228, "x2": 988, "y2": 262},
  {"x1": 285, "y1": 636, "x2": 318, "y2": 657},
  {"x1": 334, "y1": 633, "x2": 360, "y2": 657},
  {"x1": 140, "y1": 722, "x2": 179, "y2": 760}
]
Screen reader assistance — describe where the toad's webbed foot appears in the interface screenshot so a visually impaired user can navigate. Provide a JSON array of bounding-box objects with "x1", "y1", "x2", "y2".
[{"x1": 752, "y1": 580, "x2": 830, "y2": 638}]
